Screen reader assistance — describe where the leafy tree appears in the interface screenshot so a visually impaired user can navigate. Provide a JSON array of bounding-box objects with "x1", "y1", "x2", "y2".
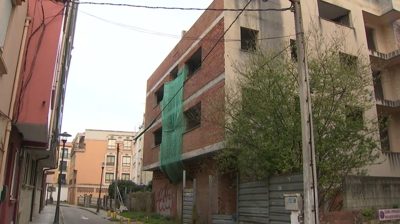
[{"x1": 207, "y1": 30, "x2": 383, "y2": 210}]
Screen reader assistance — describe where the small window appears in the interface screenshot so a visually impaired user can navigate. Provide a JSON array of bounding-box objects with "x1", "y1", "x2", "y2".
[
  {"x1": 345, "y1": 106, "x2": 363, "y2": 124},
  {"x1": 107, "y1": 139, "x2": 116, "y2": 149},
  {"x1": 339, "y1": 52, "x2": 357, "y2": 68},
  {"x1": 365, "y1": 27, "x2": 376, "y2": 51},
  {"x1": 105, "y1": 173, "x2": 114, "y2": 183},
  {"x1": 290, "y1": 39, "x2": 297, "y2": 61},
  {"x1": 318, "y1": 1, "x2": 350, "y2": 27},
  {"x1": 122, "y1": 156, "x2": 131, "y2": 167},
  {"x1": 123, "y1": 140, "x2": 132, "y2": 150},
  {"x1": 121, "y1": 173, "x2": 130, "y2": 180},
  {"x1": 240, "y1": 27, "x2": 258, "y2": 51},
  {"x1": 170, "y1": 66, "x2": 178, "y2": 80},
  {"x1": 378, "y1": 116, "x2": 390, "y2": 151},
  {"x1": 59, "y1": 161, "x2": 68, "y2": 171},
  {"x1": 106, "y1": 155, "x2": 115, "y2": 166},
  {"x1": 186, "y1": 48, "x2": 202, "y2": 77},
  {"x1": 61, "y1": 148, "x2": 69, "y2": 158},
  {"x1": 184, "y1": 103, "x2": 201, "y2": 130},
  {"x1": 153, "y1": 127, "x2": 162, "y2": 146},
  {"x1": 155, "y1": 85, "x2": 164, "y2": 105},
  {"x1": 372, "y1": 71, "x2": 383, "y2": 100},
  {"x1": 60, "y1": 174, "x2": 66, "y2": 184}
]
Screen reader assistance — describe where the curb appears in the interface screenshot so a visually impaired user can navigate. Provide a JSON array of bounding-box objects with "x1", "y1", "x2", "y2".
[
  {"x1": 60, "y1": 207, "x2": 65, "y2": 224},
  {"x1": 79, "y1": 207, "x2": 98, "y2": 215}
]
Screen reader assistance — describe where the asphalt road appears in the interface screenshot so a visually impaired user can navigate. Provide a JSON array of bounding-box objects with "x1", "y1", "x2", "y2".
[{"x1": 61, "y1": 206, "x2": 112, "y2": 224}]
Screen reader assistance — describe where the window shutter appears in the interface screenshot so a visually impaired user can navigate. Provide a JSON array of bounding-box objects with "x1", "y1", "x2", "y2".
[{"x1": 0, "y1": 0, "x2": 13, "y2": 50}]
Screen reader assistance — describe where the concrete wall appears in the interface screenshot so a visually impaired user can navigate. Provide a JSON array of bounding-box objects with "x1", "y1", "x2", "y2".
[{"x1": 343, "y1": 175, "x2": 400, "y2": 210}]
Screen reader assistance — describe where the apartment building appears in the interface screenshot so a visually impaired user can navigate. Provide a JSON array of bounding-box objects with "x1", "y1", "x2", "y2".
[
  {"x1": 0, "y1": 0, "x2": 78, "y2": 223},
  {"x1": 132, "y1": 118, "x2": 153, "y2": 185},
  {"x1": 68, "y1": 129, "x2": 137, "y2": 205},
  {"x1": 143, "y1": 0, "x2": 400, "y2": 222},
  {"x1": 46, "y1": 142, "x2": 73, "y2": 202}
]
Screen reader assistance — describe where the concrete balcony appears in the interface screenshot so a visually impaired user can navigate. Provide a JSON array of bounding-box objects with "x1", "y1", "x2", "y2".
[
  {"x1": 375, "y1": 97, "x2": 400, "y2": 113},
  {"x1": 369, "y1": 49, "x2": 400, "y2": 67},
  {"x1": 362, "y1": 0, "x2": 400, "y2": 25}
]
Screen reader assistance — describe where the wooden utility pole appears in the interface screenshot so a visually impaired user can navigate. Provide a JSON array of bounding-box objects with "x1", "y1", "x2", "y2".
[{"x1": 291, "y1": 0, "x2": 319, "y2": 223}]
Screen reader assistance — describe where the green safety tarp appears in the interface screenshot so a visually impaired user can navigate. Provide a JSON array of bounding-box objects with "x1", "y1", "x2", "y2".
[{"x1": 159, "y1": 66, "x2": 188, "y2": 184}]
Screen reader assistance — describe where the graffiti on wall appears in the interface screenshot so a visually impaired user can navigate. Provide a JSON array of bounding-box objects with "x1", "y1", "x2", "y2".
[{"x1": 156, "y1": 184, "x2": 175, "y2": 215}]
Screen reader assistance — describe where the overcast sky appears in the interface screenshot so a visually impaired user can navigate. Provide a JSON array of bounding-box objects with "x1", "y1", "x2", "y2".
[{"x1": 61, "y1": 0, "x2": 213, "y2": 138}]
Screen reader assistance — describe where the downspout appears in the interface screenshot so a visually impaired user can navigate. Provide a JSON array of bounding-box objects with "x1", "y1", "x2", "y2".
[
  {"x1": 12, "y1": 143, "x2": 25, "y2": 224},
  {"x1": 29, "y1": 155, "x2": 49, "y2": 222},
  {"x1": 40, "y1": 167, "x2": 57, "y2": 213},
  {"x1": 0, "y1": 17, "x2": 31, "y2": 187}
]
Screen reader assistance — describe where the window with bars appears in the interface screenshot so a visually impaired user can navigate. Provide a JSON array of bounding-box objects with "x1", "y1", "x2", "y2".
[
  {"x1": 105, "y1": 173, "x2": 114, "y2": 183},
  {"x1": 106, "y1": 155, "x2": 115, "y2": 166},
  {"x1": 59, "y1": 161, "x2": 68, "y2": 171},
  {"x1": 122, "y1": 156, "x2": 131, "y2": 167},
  {"x1": 123, "y1": 140, "x2": 132, "y2": 150},
  {"x1": 121, "y1": 173, "x2": 130, "y2": 180},
  {"x1": 107, "y1": 139, "x2": 116, "y2": 149}
]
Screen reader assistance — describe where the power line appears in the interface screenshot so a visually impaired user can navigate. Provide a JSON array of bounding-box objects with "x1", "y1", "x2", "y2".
[
  {"x1": 153, "y1": 0, "x2": 256, "y2": 120},
  {"x1": 79, "y1": 10, "x2": 297, "y2": 41},
  {"x1": 74, "y1": 1, "x2": 292, "y2": 12}
]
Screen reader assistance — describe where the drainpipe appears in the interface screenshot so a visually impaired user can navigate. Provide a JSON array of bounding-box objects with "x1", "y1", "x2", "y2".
[
  {"x1": 40, "y1": 166, "x2": 57, "y2": 213},
  {"x1": 0, "y1": 17, "x2": 31, "y2": 187},
  {"x1": 12, "y1": 143, "x2": 25, "y2": 224},
  {"x1": 29, "y1": 155, "x2": 49, "y2": 221}
]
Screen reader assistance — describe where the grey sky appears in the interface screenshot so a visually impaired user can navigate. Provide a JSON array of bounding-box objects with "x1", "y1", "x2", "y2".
[{"x1": 62, "y1": 0, "x2": 213, "y2": 138}]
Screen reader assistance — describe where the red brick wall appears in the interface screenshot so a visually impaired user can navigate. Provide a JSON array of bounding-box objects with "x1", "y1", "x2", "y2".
[
  {"x1": 146, "y1": 0, "x2": 224, "y2": 93},
  {"x1": 144, "y1": 18, "x2": 226, "y2": 166},
  {"x1": 152, "y1": 159, "x2": 237, "y2": 224},
  {"x1": 319, "y1": 210, "x2": 360, "y2": 224}
]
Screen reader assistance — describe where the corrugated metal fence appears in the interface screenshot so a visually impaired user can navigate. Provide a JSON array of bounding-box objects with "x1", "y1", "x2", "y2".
[
  {"x1": 269, "y1": 173, "x2": 303, "y2": 224},
  {"x1": 182, "y1": 178, "x2": 196, "y2": 224},
  {"x1": 236, "y1": 173, "x2": 303, "y2": 224}
]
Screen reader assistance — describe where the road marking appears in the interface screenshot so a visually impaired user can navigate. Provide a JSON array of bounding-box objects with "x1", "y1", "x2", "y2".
[{"x1": 81, "y1": 215, "x2": 89, "y2": 220}]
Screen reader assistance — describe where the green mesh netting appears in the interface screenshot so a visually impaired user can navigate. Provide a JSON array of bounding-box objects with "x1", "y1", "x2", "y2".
[{"x1": 159, "y1": 66, "x2": 187, "y2": 185}]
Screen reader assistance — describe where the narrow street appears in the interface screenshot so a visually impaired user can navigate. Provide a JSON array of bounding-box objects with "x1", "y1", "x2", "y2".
[{"x1": 61, "y1": 205, "x2": 112, "y2": 224}]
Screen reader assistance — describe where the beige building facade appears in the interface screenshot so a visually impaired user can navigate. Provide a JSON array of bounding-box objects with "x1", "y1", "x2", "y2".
[
  {"x1": 68, "y1": 129, "x2": 137, "y2": 205},
  {"x1": 133, "y1": 118, "x2": 152, "y2": 185}
]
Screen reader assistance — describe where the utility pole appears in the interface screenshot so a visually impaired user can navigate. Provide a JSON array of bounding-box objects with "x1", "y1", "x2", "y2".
[
  {"x1": 114, "y1": 143, "x2": 120, "y2": 212},
  {"x1": 291, "y1": 0, "x2": 319, "y2": 223}
]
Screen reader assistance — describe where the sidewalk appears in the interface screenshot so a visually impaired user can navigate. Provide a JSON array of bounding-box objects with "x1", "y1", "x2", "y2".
[{"x1": 28, "y1": 204, "x2": 64, "y2": 224}]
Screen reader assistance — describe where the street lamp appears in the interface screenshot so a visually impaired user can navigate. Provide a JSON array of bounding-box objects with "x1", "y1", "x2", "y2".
[
  {"x1": 96, "y1": 162, "x2": 105, "y2": 213},
  {"x1": 54, "y1": 132, "x2": 71, "y2": 224}
]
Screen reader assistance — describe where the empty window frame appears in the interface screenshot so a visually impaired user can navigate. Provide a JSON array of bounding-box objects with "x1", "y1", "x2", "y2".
[
  {"x1": 184, "y1": 103, "x2": 202, "y2": 130},
  {"x1": 186, "y1": 48, "x2": 202, "y2": 77},
  {"x1": 155, "y1": 85, "x2": 164, "y2": 105},
  {"x1": 318, "y1": 1, "x2": 351, "y2": 27},
  {"x1": 339, "y1": 52, "x2": 357, "y2": 68},
  {"x1": 106, "y1": 155, "x2": 115, "y2": 166},
  {"x1": 241, "y1": 27, "x2": 258, "y2": 51},
  {"x1": 170, "y1": 66, "x2": 178, "y2": 80},
  {"x1": 372, "y1": 71, "x2": 383, "y2": 100},
  {"x1": 290, "y1": 39, "x2": 297, "y2": 61},
  {"x1": 153, "y1": 127, "x2": 162, "y2": 146},
  {"x1": 105, "y1": 173, "x2": 114, "y2": 183},
  {"x1": 365, "y1": 27, "x2": 376, "y2": 51},
  {"x1": 345, "y1": 105, "x2": 363, "y2": 124},
  {"x1": 378, "y1": 116, "x2": 390, "y2": 151}
]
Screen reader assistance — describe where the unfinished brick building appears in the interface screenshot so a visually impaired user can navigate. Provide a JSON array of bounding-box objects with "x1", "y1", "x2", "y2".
[{"x1": 143, "y1": 0, "x2": 400, "y2": 222}]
